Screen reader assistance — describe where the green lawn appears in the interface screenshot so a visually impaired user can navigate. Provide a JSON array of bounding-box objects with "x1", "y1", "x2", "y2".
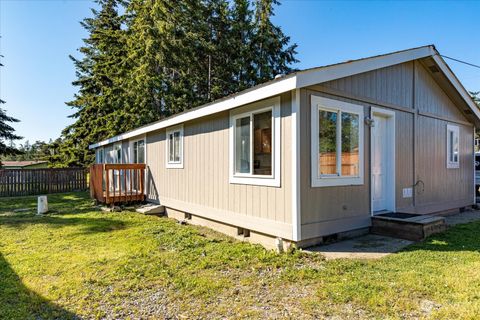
[{"x1": 1, "y1": 193, "x2": 480, "y2": 319}]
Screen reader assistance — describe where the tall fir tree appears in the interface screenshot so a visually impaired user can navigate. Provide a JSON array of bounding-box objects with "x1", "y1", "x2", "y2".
[
  {"x1": 251, "y1": 0, "x2": 297, "y2": 83},
  {"x1": 230, "y1": 0, "x2": 255, "y2": 91},
  {"x1": 60, "y1": 0, "x2": 129, "y2": 167},
  {"x1": 61, "y1": 0, "x2": 298, "y2": 167},
  {"x1": 0, "y1": 55, "x2": 22, "y2": 160}
]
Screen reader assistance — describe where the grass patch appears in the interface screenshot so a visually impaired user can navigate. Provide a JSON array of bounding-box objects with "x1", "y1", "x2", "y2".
[{"x1": 1, "y1": 192, "x2": 480, "y2": 319}]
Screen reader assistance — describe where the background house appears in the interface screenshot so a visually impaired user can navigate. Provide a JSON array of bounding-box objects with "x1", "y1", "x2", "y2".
[{"x1": 1, "y1": 161, "x2": 48, "y2": 170}]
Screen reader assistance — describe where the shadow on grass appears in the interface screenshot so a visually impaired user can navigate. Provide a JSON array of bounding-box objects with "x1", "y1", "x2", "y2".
[
  {"x1": 0, "y1": 192, "x2": 128, "y2": 235},
  {"x1": 0, "y1": 192, "x2": 92, "y2": 214},
  {"x1": 0, "y1": 214, "x2": 127, "y2": 235},
  {"x1": 0, "y1": 252, "x2": 77, "y2": 319}
]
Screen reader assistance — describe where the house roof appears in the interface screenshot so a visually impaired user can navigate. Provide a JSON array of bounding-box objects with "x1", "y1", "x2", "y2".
[
  {"x1": 89, "y1": 45, "x2": 480, "y2": 149},
  {"x1": 1, "y1": 161, "x2": 48, "y2": 167}
]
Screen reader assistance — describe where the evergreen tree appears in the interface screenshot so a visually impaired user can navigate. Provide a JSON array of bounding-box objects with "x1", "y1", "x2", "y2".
[
  {"x1": 0, "y1": 107, "x2": 21, "y2": 157},
  {"x1": 471, "y1": 91, "x2": 480, "y2": 106},
  {"x1": 251, "y1": 0, "x2": 297, "y2": 83},
  {"x1": 230, "y1": 0, "x2": 255, "y2": 91},
  {"x1": 60, "y1": 0, "x2": 298, "y2": 167},
  {"x1": 60, "y1": 0, "x2": 128, "y2": 167},
  {"x1": 0, "y1": 55, "x2": 22, "y2": 159}
]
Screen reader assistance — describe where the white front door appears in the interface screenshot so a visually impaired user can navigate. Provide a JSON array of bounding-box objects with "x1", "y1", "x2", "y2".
[{"x1": 372, "y1": 114, "x2": 388, "y2": 212}]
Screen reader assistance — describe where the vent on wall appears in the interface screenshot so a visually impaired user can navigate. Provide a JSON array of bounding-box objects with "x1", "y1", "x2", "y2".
[{"x1": 428, "y1": 65, "x2": 440, "y2": 73}]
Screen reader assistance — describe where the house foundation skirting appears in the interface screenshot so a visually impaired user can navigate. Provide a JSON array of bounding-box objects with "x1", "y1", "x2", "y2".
[{"x1": 164, "y1": 207, "x2": 294, "y2": 252}]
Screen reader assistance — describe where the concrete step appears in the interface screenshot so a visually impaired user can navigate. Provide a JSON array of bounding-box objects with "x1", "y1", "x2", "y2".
[
  {"x1": 136, "y1": 204, "x2": 165, "y2": 216},
  {"x1": 371, "y1": 213, "x2": 446, "y2": 241}
]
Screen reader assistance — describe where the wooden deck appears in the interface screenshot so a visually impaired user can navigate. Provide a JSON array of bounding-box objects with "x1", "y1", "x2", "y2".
[{"x1": 90, "y1": 164, "x2": 146, "y2": 204}]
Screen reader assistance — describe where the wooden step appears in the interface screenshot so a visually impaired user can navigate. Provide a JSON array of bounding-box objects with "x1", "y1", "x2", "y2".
[{"x1": 371, "y1": 213, "x2": 446, "y2": 241}]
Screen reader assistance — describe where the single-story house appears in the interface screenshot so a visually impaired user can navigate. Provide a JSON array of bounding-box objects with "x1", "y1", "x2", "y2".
[
  {"x1": 90, "y1": 45, "x2": 480, "y2": 249},
  {"x1": 1, "y1": 161, "x2": 48, "y2": 169}
]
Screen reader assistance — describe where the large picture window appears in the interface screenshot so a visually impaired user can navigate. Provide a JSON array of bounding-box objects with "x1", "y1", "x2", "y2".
[
  {"x1": 311, "y1": 96, "x2": 364, "y2": 187},
  {"x1": 166, "y1": 125, "x2": 184, "y2": 168},
  {"x1": 446, "y1": 124, "x2": 460, "y2": 169},
  {"x1": 229, "y1": 97, "x2": 280, "y2": 187}
]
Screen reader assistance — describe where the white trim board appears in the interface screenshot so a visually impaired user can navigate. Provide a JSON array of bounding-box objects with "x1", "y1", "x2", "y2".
[
  {"x1": 291, "y1": 89, "x2": 301, "y2": 241},
  {"x1": 90, "y1": 45, "x2": 449, "y2": 149}
]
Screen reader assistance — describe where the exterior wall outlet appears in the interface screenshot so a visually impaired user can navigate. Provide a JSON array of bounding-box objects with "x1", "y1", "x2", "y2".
[{"x1": 402, "y1": 187, "x2": 413, "y2": 198}]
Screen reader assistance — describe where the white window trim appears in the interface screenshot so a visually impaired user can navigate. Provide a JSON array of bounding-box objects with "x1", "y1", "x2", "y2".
[
  {"x1": 447, "y1": 124, "x2": 460, "y2": 169},
  {"x1": 166, "y1": 125, "x2": 184, "y2": 169},
  {"x1": 310, "y1": 95, "x2": 364, "y2": 187},
  {"x1": 129, "y1": 134, "x2": 147, "y2": 164},
  {"x1": 229, "y1": 96, "x2": 281, "y2": 187}
]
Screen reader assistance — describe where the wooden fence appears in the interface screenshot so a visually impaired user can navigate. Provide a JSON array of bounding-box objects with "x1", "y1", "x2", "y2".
[{"x1": 0, "y1": 168, "x2": 88, "y2": 197}]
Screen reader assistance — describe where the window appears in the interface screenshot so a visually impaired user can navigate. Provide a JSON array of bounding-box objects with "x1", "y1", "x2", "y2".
[
  {"x1": 166, "y1": 125, "x2": 184, "y2": 168},
  {"x1": 131, "y1": 139, "x2": 145, "y2": 164},
  {"x1": 95, "y1": 147, "x2": 104, "y2": 164},
  {"x1": 229, "y1": 97, "x2": 281, "y2": 187},
  {"x1": 113, "y1": 143, "x2": 122, "y2": 164},
  {"x1": 447, "y1": 124, "x2": 460, "y2": 169},
  {"x1": 311, "y1": 96, "x2": 364, "y2": 187}
]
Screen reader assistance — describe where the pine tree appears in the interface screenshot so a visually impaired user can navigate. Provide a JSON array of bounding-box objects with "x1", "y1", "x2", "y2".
[
  {"x1": 230, "y1": 0, "x2": 255, "y2": 91},
  {"x1": 251, "y1": 0, "x2": 298, "y2": 83},
  {"x1": 60, "y1": 0, "x2": 298, "y2": 167},
  {"x1": 0, "y1": 107, "x2": 21, "y2": 157},
  {"x1": 60, "y1": 0, "x2": 128, "y2": 167},
  {"x1": 0, "y1": 55, "x2": 22, "y2": 159}
]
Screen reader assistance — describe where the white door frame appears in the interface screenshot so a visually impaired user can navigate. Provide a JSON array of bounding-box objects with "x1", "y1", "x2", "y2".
[{"x1": 370, "y1": 107, "x2": 396, "y2": 215}]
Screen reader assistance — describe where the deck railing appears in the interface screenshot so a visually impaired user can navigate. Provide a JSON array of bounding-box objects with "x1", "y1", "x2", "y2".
[{"x1": 90, "y1": 163, "x2": 146, "y2": 204}]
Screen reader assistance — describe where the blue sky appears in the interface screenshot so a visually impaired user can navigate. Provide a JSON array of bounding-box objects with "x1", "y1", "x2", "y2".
[{"x1": 1, "y1": 0, "x2": 479, "y2": 144}]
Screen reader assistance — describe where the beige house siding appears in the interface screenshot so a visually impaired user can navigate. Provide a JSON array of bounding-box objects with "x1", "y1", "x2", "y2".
[
  {"x1": 299, "y1": 88, "x2": 371, "y2": 240},
  {"x1": 145, "y1": 93, "x2": 293, "y2": 239},
  {"x1": 321, "y1": 61, "x2": 415, "y2": 110},
  {"x1": 415, "y1": 62, "x2": 469, "y2": 122},
  {"x1": 415, "y1": 116, "x2": 474, "y2": 213},
  {"x1": 300, "y1": 59, "x2": 474, "y2": 240}
]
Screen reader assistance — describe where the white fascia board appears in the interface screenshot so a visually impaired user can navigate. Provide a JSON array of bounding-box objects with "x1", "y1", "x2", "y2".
[
  {"x1": 432, "y1": 54, "x2": 480, "y2": 122},
  {"x1": 89, "y1": 76, "x2": 297, "y2": 149},
  {"x1": 296, "y1": 46, "x2": 435, "y2": 88}
]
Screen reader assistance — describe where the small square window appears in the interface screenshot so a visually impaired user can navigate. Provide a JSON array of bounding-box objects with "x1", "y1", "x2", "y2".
[
  {"x1": 447, "y1": 124, "x2": 460, "y2": 169},
  {"x1": 166, "y1": 125, "x2": 184, "y2": 168}
]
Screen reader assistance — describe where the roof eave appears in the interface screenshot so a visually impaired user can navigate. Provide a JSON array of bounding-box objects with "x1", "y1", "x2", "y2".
[
  {"x1": 431, "y1": 53, "x2": 480, "y2": 124},
  {"x1": 89, "y1": 45, "x2": 440, "y2": 149}
]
